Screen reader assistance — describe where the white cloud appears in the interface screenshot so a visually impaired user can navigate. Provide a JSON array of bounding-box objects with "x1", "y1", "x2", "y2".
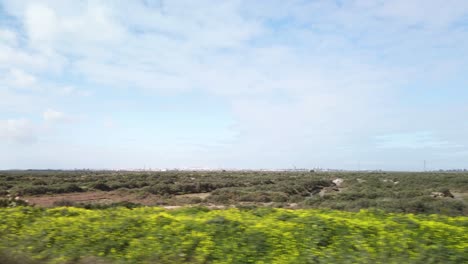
[
  {"x1": 25, "y1": 3, "x2": 58, "y2": 47},
  {"x1": 19, "y1": 1, "x2": 125, "y2": 53},
  {"x1": 376, "y1": 0, "x2": 468, "y2": 28},
  {"x1": 5, "y1": 68, "x2": 37, "y2": 88},
  {"x1": 57, "y1": 85, "x2": 92, "y2": 97},
  {"x1": 43, "y1": 109, "x2": 69, "y2": 123},
  {"x1": 0, "y1": 118, "x2": 36, "y2": 143},
  {"x1": 59, "y1": 85, "x2": 75, "y2": 95},
  {"x1": 0, "y1": 43, "x2": 65, "y2": 73},
  {"x1": 0, "y1": 28, "x2": 17, "y2": 45}
]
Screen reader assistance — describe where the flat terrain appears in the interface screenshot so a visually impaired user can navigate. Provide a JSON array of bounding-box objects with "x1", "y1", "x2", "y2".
[
  {"x1": 23, "y1": 191, "x2": 226, "y2": 209},
  {"x1": 1, "y1": 170, "x2": 467, "y2": 215},
  {"x1": 1, "y1": 170, "x2": 468, "y2": 263}
]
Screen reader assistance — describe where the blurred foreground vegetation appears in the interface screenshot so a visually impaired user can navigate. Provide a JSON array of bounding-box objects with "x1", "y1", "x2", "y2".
[{"x1": 1, "y1": 206, "x2": 467, "y2": 264}]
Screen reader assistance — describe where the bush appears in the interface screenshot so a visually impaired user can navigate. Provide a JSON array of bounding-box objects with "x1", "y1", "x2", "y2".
[
  {"x1": 62, "y1": 184, "x2": 84, "y2": 193},
  {"x1": 0, "y1": 198, "x2": 29, "y2": 208},
  {"x1": 92, "y1": 183, "x2": 112, "y2": 191},
  {"x1": 76, "y1": 201, "x2": 141, "y2": 209},
  {"x1": 15, "y1": 186, "x2": 50, "y2": 195}
]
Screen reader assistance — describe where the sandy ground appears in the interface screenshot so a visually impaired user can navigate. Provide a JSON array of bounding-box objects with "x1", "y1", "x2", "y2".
[
  {"x1": 23, "y1": 191, "x2": 213, "y2": 207},
  {"x1": 453, "y1": 192, "x2": 468, "y2": 203}
]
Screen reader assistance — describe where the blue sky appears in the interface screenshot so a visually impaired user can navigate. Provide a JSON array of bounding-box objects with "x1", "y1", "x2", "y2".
[{"x1": 1, "y1": 0, "x2": 468, "y2": 170}]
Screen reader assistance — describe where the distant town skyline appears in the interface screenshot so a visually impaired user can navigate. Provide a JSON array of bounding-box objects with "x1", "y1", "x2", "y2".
[{"x1": 1, "y1": 0, "x2": 468, "y2": 170}]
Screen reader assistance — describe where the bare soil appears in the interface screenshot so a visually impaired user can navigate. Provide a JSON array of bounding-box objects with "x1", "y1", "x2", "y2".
[
  {"x1": 24, "y1": 191, "x2": 166, "y2": 207},
  {"x1": 452, "y1": 192, "x2": 468, "y2": 204},
  {"x1": 22, "y1": 191, "x2": 301, "y2": 209},
  {"x1": 23, "y1": 191, "x2": 219, "y2": 209},
  {"x1": 176, "y1": 193, "x2": 211, "y2": 199}
]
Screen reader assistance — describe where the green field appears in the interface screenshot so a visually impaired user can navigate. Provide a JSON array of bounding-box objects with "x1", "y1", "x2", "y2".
[{"x1": 1, "y1": 206, "x2": 467, "y2": 264}]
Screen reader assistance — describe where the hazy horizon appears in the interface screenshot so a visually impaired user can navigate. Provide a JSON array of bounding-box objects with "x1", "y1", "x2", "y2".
[
  {"x1": 2, "y1": 167, "x2": 466, "y2": 173},
  {"x1": 1, "y1": 0, "x2": 468, "y2": 171}
]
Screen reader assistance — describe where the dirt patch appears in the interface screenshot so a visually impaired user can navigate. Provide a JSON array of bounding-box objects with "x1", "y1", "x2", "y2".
[
  {"x1": 176, "y1": 193, "x2": 211, "y2": 200},
  {"x1": 23, "y1": 191, "x2": 216, "y2": 208},
  {"x1": 24, "y1": 191, "x2": 165, "y2": 207},
  {"x1": 452, "y1": 192, "x2": 468, "y2": 203}
]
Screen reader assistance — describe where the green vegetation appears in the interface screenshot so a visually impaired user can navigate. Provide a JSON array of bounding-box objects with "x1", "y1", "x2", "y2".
[
  {"x1": 1, "y1": 206, "x2": 467, "y2": 264},
  {"x1": 1, "y1": 171, "x2": 467, "y2": 263},
  {"x1": 1, "y1": 170, "x2": 467, "y2": 215}
]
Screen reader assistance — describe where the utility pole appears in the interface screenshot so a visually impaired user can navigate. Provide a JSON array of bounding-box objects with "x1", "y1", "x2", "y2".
[{"x1": 423, "y1": 160, "x2": 426, "y2": 172}]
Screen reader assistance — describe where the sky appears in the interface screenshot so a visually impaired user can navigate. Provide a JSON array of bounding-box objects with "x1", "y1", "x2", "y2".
[{"x1": 1, "y1": 0, "x2": 468, "y2": 171}]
